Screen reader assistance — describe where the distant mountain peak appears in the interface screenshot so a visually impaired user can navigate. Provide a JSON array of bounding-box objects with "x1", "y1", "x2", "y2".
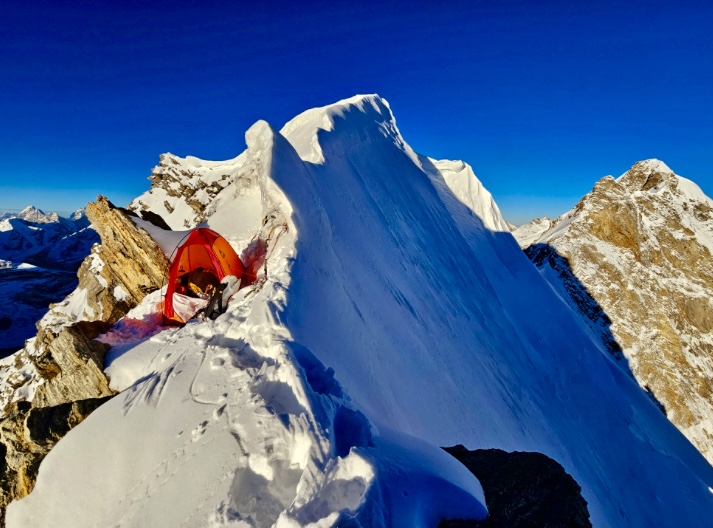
[
  {"x1": 17, "y1": 206, "x2": 59, "y2": 224},
  {"x1": 515, "y1": 159, "x2": 713, "y2": 465},
  {"x1": 71, "y1": 209, "x2": 86, "y2": 221},
  {"x1": 18, "y1": 205, "x2": 45, "y2": 217},
  {"x1": 19, "y1": 205, "x2": 43, "y2": 213},
  {"x1": 628, "y1": 158, "x2": 673, "y2": 174}
]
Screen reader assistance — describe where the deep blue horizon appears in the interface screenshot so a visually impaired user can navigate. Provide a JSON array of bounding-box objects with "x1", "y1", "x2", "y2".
[{"x1": 2, "y1": 0, "x2": 711, "y2": 225}]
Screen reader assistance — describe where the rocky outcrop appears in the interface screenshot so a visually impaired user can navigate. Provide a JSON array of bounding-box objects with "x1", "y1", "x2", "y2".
[
  {"x1": 0, "y1": 396, "x2": 111, "y2": 524},
  {"x1": 514, "y1": 159, "x2": 713, "y2": 463},
  {"x1": 0, "y1": 196, "x2": 169, "y2": 520},
  {"x1": 440, "y1": 445, "x2": 591, "y2": 527},
  {"x1": 129, "y1": 152, "x2": 238, "y2": 229},
  {"x1": 30, "y1": 321, "x2": 113, "y2": 408},
  {"x1": 21, "y1": 196, "x2": 170, "y2": 407},
  {"x1": 85, "y1": 196, "x2": 170, "y2": 307},
  {"x1": 148, "y1": 154, "x2": 227, "y2": 219}
]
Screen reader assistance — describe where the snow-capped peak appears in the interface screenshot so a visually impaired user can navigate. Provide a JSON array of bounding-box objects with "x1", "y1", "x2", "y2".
[
  {"x1": 71, "y1": 209, "x2": 86, "y2": 222},
  {"x1": 616, "y1": 158, "x2": 677, "y2": 193},
  {"x1": 277, "y1": 94, "x2": 512, "y2": 231},
  {"x1": 280, "y1": 94, "x2": 406, "y2": 164},
  {"x1": 614, "y1": 159, "x2": 713, "y2": 208},
  {"x1": 17, "y1": 206, "x2": 58, "y2": 224},
  {"x1": 514, "y1": 158, "x2": 713, "y2": 467},
  {"x1": 627, "y1": 158, "x2": 673, "y2": 175},
  {"x1": 19, "y1": 205, "x2": 44, "y2": 216},
  {"x1": 425, "y1": 158, "x2": 511, "y2": 232}
]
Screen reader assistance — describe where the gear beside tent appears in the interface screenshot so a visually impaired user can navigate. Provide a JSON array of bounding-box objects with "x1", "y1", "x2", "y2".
[{"x1": 163, "y1": 228, "x2": 245, "y2": 325}]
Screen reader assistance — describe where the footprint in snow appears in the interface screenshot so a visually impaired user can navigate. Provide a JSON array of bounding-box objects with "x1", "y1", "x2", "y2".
[
  {"x1": 211, "y1": 357, "x2": 226, "y2": 368},
  {"x1": 192, "y1": 420, "x2": 209, "y2": 442}
]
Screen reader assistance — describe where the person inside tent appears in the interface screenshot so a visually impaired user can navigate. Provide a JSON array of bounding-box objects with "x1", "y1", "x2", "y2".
[
  {"x1": 162, "y1": 228, "x2": 246, "y2": 325},
  {"x1": 172, "y1": 267, "x2": 241, "y2": 322},
  {"x1": 178, "y1": 267, "x2": 220, "y2": 300}
]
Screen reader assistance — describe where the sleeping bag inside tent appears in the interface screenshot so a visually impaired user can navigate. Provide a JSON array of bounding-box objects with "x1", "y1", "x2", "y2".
[{"x1": 163, "y1": 228, "x2": 245, "y2": 325}]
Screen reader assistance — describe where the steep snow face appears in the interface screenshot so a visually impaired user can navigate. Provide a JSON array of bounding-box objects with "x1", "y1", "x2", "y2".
[
  {"x1": 514, "y1": 159, "x2": 713, "y2": 465},
  {"x1": 426, "y1": 159, "x2": 510, "y2": 232},
  {"x1": 9, "y1": 98, "x2": 713, "y2": 527},
  {"x1": 8, "y1": 104, "x2": 489, "y2": 527}
]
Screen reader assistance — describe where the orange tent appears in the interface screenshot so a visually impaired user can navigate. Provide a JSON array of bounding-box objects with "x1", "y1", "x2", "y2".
[{"x1": 163, "y1": 228, "x2": 245, "y2": 325}]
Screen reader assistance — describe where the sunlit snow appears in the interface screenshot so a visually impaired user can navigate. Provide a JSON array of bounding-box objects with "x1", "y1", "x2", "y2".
[{"x1": 7, "y1": 96, "x2": 713, "y2": 527}]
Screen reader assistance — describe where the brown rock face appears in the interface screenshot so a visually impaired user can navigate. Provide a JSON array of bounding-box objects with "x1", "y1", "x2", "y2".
[
  {"x1": 30, "y1": 321, "x2": 114, "y2": 408},
  {"x1": 0, "y1": 396, "x2": 111, "y2": 524},
  {"x1": 0, "y1": 196, "x2": 169, "y2": 520},
  {"x1": 587, "y1": 199, "x2": 641, "y2": 260},
  {"x1": 85, "y1": 196, "x2": 170, "y2": 306},
  {"x1": 514, "y1": 160, "x2": 713, "y2": 464},
  {"x1": 149, "y1": 154, "x2": 226, "y2": 214}
]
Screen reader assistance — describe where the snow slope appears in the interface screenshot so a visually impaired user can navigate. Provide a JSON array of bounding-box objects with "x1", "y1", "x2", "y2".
[{"x1": 8, "y1": 96, "x2": 713, "y2": 527}]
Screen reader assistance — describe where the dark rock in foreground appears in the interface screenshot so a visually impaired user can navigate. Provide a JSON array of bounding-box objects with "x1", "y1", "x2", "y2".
[{"x1": 441, "y1": 445, "x2": 591, "y2": 528}]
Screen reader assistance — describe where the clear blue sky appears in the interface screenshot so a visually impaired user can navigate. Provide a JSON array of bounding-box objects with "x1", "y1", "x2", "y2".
[{"x1": 1, "y1": 0, "x2": 711, "y2": 224}]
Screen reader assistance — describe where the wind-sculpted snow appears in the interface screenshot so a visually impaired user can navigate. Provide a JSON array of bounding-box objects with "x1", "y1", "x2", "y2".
[
  {"x1": 8, "y1": 96, "x2": 713, "y2": 527},
  {"x1": 9, "y1": 254, "x2": 485, "y2": 526}
]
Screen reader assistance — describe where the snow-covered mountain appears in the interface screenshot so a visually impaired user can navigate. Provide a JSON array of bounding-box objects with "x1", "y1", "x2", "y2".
[
  {"x1": 4, "y1": 97, "x2": 713, "y2": 527},
  {"x1": 0, "y1": 207, "x2": 98, "y2": 355},
  {"x1": 15, "y1": 205, "x2": 61, "y2": 224},
  {"x1": 514, "y1": 159, "x2": 713, "y2": 465},
  {"x1": 0, "y1": 206, "x2": 96, "y2": 268}
]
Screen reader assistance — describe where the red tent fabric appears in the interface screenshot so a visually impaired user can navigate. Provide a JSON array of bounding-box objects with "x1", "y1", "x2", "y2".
[{"x1": 163, "y1": 228, "x2": 245, "y2": 325}]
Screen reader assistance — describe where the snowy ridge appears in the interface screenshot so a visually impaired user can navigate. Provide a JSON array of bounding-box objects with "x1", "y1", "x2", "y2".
[
  {"x1": 511, "y1": 216, "x2": 554, "y2": 248},
  {"x1": 427, "y1": 158, "x2": 510, "y2": 232},
  {"x1": 8, "y1": 100, "x2": 713, "y2": 527},
  {"x1": 280, "y1": 94, "x2": 398, "y2": 164},
  {"x1": 8, "y1": 112, "x2": 489, "y2": 527}
]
